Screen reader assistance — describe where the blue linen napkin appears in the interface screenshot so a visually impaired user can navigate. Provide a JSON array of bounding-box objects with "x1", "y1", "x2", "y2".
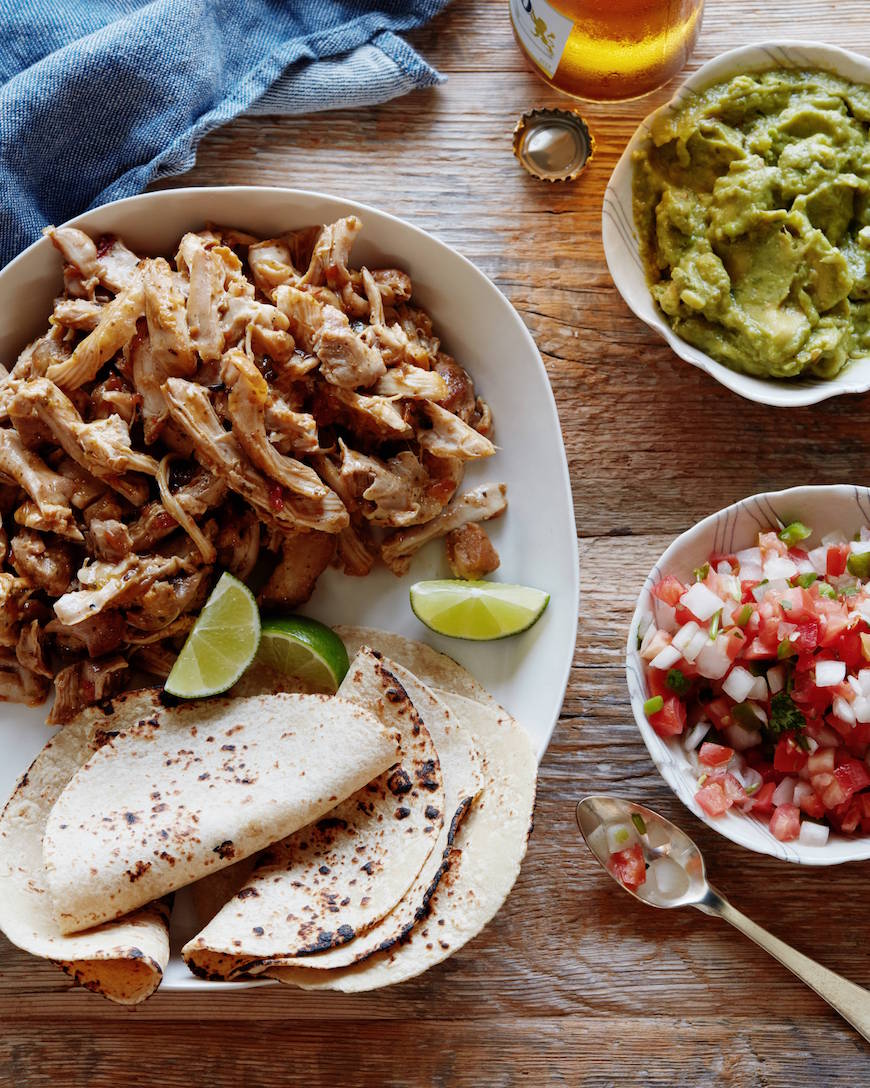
[{"x1": 0, "y1": 1, "x2": 451, "y2": 266}]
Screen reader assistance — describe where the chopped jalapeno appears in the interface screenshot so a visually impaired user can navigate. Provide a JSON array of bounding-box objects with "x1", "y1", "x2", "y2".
[
  {"x1": 846, "y1": 551, "x2": 870, "y2": 579},
  {"x1": 818, "y1": 582, "x2": 837, "y2": 599},
  {"x1": 643, "y1": 695, "x2": 664, "y2": 716},
  {"x1": 693, "y1": 562, "x2": 710, "y2": 582},
  {"x1": 708, "y1": 610, "x2": 721, "y2": 639},
  {"x1": 733, "y1": 701, "x2": 765, "y2": 730},
  {"x1": 796, "y1": 572, "x2": 817, "y2": 588},
  {"x1": 778, "y1": 521, "x2": 811, "y2": 546},
  {"x1": 736, "y1": 603, "x2": 754, "y2": 626},
  {"x1": 777, "y1": 638, "x2": 796, "y2": 659},
  {"x1": 666, "y1": 668, "x2": 691, "y2": 695},
  {"x1": 631, "y1": 813, "x2": 647, "y2": 835}
]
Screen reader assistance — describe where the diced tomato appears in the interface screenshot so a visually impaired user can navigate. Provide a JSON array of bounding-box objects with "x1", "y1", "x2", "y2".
[
  {"x1": 699, "y1": 742, "x2": 734, "y2": 768},
  {"x1": 778, "y1": 587, "x2": 817, "y2": 624},
  {"x1": 705, "y1": 698, "x2": 733, "y2": 732},
  {"x1": 722, "y1": 628, "x2": 746, "y2": 661},
  {"x1": 721, "y1": 771, "x2": 747, "y2": 803},
  {"x1": 606, "y1": 844, "x2": 646, "y2": 890},
  {"x1": 833, "y1": 759, "x2": 870, "y2": 801},
  {"x1": 773, "y1": 736, "x2": 809, "y2": 774},
  {"x1": 749, "y1": 781, "x2": 777, "y2": 814},
  {"x1": 797, "y1": 789, "x2": 825, "y2": 819},
  {"x1": 792, "y1": 621, "x2": 820, "y2": 654},
  {"x1": 826, "y1": 544, "x2": 850, "y2": 578},
  {"x1": 769, "y1": 803, "x2": 801, "y2": 842},
  {"x1": 744, "y1": 749, "x2": 778, "y2": 783},
  {"x1": 695, "y1": 781, "x2": 732, "y2": 816},
  {"x1": 652, "y1": 575, "x2": 686, "y2": 609},
  {"x1": 760, "y1": 531, "x2": 788, "y2": 559},
  {"x1": 646, "y1": 668, "x2": 670, "y2": 700},
  {"x1": 648, "y1": 695, "x2": 686, "y2": 738},
  {"x1": 741, "y1": 580, "x2": 762, "y2": 604},
  {"x1": 807, "y1": 748, "x2": 835, "y2": 776},
  {"x1": 816, "y1": 599, "x2": 851, "y2": 647},
  {"x1": 831, "y1": 630, "x2": 864, "y2": 672}
]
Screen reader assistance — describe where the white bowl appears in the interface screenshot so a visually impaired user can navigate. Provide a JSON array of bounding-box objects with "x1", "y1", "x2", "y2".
[
  {"x1": 603, "y1": 41, "x2": 870, "y2": 408},
  {"x1": 627, "y1": 484, "x2": 870, "y2": 865}
]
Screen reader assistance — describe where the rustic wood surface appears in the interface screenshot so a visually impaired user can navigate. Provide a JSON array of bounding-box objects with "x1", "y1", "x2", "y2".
[{"x1": 3, "y1": 1, "x2": 870, "y2": 1084}]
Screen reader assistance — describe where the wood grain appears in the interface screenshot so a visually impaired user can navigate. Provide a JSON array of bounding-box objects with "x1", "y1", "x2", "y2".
[{"x1": 4, "y1": 1, "x2": 870, "y2": 1084}]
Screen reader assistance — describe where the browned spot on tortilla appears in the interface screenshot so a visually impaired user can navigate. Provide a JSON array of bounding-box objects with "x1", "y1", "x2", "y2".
[
  {"x1": 126, "y1": 860, "x2": 151, "y2": 882},
  {"x1": 213, "y1": 840, "x2": 236, "y2": 860}
]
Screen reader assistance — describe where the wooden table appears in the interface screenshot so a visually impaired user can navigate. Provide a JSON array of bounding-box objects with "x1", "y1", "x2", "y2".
[{"x1": 3, "y1": 2, "x2": 870, "y2": 1084}]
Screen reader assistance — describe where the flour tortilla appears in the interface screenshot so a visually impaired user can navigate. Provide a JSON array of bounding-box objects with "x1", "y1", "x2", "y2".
[
  {"x1": 263, "y1": 662, "x2": 483, "y2": 974},
  {"x1": 0, "y1": 690, "x2": 170, "y2": 1005},
  {"x1": 182, "y1": 649, "x2": 445, "y2": 978},
  {"x1": 43, "y1": 692, "x2": 400, "y2": 934},
  {"x1": 267, "y1": 690, "x2": 537, "y2": 992},
  {"x1": 336, "y1": 627, "x2": 494, "y2": 706}
]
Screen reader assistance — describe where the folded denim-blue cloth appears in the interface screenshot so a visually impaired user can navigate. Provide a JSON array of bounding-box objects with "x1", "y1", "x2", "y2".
[{"x1": 0, "y1": 0, "x2": 450, "y2": 266}]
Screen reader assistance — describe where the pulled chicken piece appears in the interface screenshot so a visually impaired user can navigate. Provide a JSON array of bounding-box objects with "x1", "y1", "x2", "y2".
[
  {"x1": 445, "y1": 523, "x2": 501, "y2": 580},
  {"x1": 0, "y1": 652, "x2": 50, "y2": 706},
  {"x1": 381, "y1": 482, "x2": 507, "y2": 575},
  {"x1": 53, "y1": 554, "x2": 184, "y2": 627},
  {"x1": 45, "y1": 610, "x2": 127, "y2": 658},
  {"x1": 163, "y1": 378, "x2": 348, "y2": 535},
  {"x1": 16, "y1": 619, "x2": 52, "y2": 678},
  {"x1": 415, "y1": 401, "x2": 496, "y2": 461},
  {"x1": 47, "y1": 655, "x2": 128, "y2": 724},
  {"x1": 259, "y1": 531, "x2": 336, "y2": 609},
  {"x1": 338, "y1": 442, "x2": 445, "y2": 528},
  {"x1": 0, "y1": 428, "x2": 80, "y2": 539},
  {"x1": 216, "y1": 508, "x2": 260, "y2": 583},
  {"x1": 46, "y1": 274, "x2": 145, "y2": 389},
  {"x1": 9, "y1": 529, "x2": 75, "y2": 596}
]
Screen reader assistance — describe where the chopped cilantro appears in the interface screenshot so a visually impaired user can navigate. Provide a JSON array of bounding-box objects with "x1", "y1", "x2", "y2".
[
  {"x1": 666, "y1": 668, "x2": 691, "y2": 695},
  {"x1": 767, "y1": 691, "x2": 806, "y2": 740}
]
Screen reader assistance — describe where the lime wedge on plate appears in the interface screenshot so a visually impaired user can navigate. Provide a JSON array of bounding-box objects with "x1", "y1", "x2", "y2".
[
  {"x1": 409, "y1": 580, "x2": 550, "y2": 640},
  {"x1": 165, "y1": 572, "x2": 261, "y2": 698},
  {"x1": 255, "y1": 616, "x2": 350, "y2": 693}
]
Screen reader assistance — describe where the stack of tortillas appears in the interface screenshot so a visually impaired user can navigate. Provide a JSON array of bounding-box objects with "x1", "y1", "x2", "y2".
[{"x1": 0, "y1": 628, "x2": 537, "y2": 1003}]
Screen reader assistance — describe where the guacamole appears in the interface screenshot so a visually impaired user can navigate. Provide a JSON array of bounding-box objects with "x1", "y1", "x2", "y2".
[{"x1": 633, "y1": 69, "x2": 870, "y2": 380}]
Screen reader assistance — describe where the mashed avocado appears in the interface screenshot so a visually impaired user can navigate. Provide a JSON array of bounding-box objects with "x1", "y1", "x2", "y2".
[{"x1": 633, "y1": 69, "x2": 870, "y2": 379}]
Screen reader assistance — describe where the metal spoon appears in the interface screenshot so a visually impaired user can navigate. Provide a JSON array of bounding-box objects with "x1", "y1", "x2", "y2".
[{"x1": 576, "y1": 795, "x2": 870, "y2": 1043}]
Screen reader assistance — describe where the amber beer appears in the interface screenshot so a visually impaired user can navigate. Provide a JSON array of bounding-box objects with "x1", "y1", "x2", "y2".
[{"x1": 510, "y1": 0, "x2": 704, "y2": 101}]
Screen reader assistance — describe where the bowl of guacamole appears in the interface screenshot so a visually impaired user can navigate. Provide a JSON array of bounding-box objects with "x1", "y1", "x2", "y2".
[{"x1": 604, "y1": 42, "x2": 870, "y2": 407}]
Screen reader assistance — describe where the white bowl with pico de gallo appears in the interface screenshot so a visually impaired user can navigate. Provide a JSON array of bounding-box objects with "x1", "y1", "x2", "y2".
[{"x1": 627, "y1": 485, "x2": 870, "y2": 864}]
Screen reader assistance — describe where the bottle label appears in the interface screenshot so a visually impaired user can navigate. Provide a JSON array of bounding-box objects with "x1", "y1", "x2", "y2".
[{"x1": 510, "y1": 0, "x2": 573, "y2": 79}]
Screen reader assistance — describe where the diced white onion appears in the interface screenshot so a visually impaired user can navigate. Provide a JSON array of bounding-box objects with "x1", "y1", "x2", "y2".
[
  {"x1": 752, "y1": 582, "x2": 769, "y2": 602},
  {"x1": 748, "y1": 675, "x2": 769, "y2": 701},
  {"x1": 777, "y1": 621, "x2": 798, "y2": 641},
  {"x1": 720, "y1": 574, "x2": 742, "y2": 601},
  {"x1": 832, "y1": 695, "x2": 856, "y2": 725},
  {"x1": 799, "y1": 822, "x2": 830, "y2": 847},
  {"x1": 795, "y1": 557, "x2": 816, "y2": 574},
  {"x1": 651, "y1": 643, "x2": 682, "y2": 670},
  {"x1": 684, "y1": 629, "x2": 711, "y2": 663},
  {"x1": 861, "y1": 526, "x2": 870, "y2": 542},
  {"x1": 716, "y1": 560, "x2": 733, "y2": 575},
  {"x1": 723, "y1": 722, "x2": 762, "y2": 751},
  {"x1": 637, "y1": 612, "x2": 654, "y2": 640},
  {"x1": 683, "y1": 720, "x2": 710, "y2": 751},
  {"x1": 738, "y1": 767, "x2": 763, "y2": 795},
  {"x1": 858, "y1": 669, "x2": 870, "y2": 695},
  {"x1": 653, "y1": 598, "x2": 678, "y2": 634},
  {"x1": 644, "y1": 821, "x2": 672, "y2": 849},
  {"x1": 721, "y1": 600, "x2": 736, "y2": 627},
  {"x1": 807, "y1": 546, "x2": 828, "y2": 575},
  {"x1": 851, "y1": 541, "x2": 870, "y2": 556},
  {"x1": 793, "y1": 781, "x2": 815, "y2": 808},
  {"x1": 647, "y1": 856, "x2": 690, "y2": 900},
  {"x1": 822, "y1": 531, "x2": 847, "y2": 546},
  {"x1": 735, "y1": 546, "x2": 762, "y2": 569},
  {"x1": 680, "y1": 582, "x2": 726, "y2": 622},
  {"x1": 815, "y1": 660, "x2": 846, "y2": 687},
  {"x1": 804, "y1": 736, "x2": 819, "y2": 755},
  {"x1": 766, "y1": 665, "x2": 785, "y2": 695},
  {"x1": 722, "y1": 665, "x2": 756, "y2": 703},
  {"x1": 672, "y1": 621, "x2": 701, "y2": 653},
  {"x1": 854, "y1": 696, "x2": 870, "y2": 724},
  {"x1": 773, "y1": 777, "x2": 796, "y2": 806},
  {"x1": 606, "y1": 822, "x2": 638, "y2": 853},
  {"x1": 764, "y1": 556, "x2": 798, "y2": 580},
  {"x1": 587, "y1": 824, "x2": 608, "y2": 860},
  {"x1": 695, "y1": 636, "x2": 732, "y2": 679}
]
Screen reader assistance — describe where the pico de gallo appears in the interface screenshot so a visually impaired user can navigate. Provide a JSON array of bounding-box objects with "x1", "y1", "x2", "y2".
[{"x1": 639, "y1": 522, "x2": 870, "y2": 845}]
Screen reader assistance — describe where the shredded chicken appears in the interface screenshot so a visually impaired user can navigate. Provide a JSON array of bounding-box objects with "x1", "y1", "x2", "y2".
[
  {"x1": 0, "y1": 217, "x2": 500, "y2": 714},
  {"x1": 445, "y1": 523, "x2": 501, "y2": 580},
  {"x1": 381, "y1": 482, "x2": 507, "y2": 575}
]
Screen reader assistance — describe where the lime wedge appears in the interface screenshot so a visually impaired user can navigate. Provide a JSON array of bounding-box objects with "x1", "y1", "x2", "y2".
[
  {"x1": 255, "y1": 616, "x2": 349, "y2": 693},
  {"x1": 164, "y1": 573, "x2": 261, "y2": 698},
  {"x1": 409, "y1": 580, "x2": 550, "y2": 640}
]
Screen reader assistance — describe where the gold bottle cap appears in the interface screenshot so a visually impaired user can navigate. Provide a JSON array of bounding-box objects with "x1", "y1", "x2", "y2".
[{"x1": 512, "y1": 108, "x2": 595, "y2": 182}]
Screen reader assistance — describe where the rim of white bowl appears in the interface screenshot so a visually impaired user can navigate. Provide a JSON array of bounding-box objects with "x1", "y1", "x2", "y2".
[
  {"x1": 603, "y1": 40, "x2": 870, "y2": 409},
  {"x1": 627, "y1": 484, "x2": 870, "y2": 865}
]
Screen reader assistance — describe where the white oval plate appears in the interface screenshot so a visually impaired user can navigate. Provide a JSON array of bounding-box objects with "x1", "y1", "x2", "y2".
[
  {"x1": 627, "y1": 484, "x2": 870, "y2": 866},
  {"x1": 0, "y1": 187, "x2": 578, "y2": 990},
  {"x1": 603, "y1": 40, "x2": 870, "y2": 408}
]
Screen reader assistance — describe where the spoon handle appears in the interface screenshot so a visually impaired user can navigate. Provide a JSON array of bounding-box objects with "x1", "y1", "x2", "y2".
[{"x1": 697, "y1": 884, "x2": 870, "y2": 1043}]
